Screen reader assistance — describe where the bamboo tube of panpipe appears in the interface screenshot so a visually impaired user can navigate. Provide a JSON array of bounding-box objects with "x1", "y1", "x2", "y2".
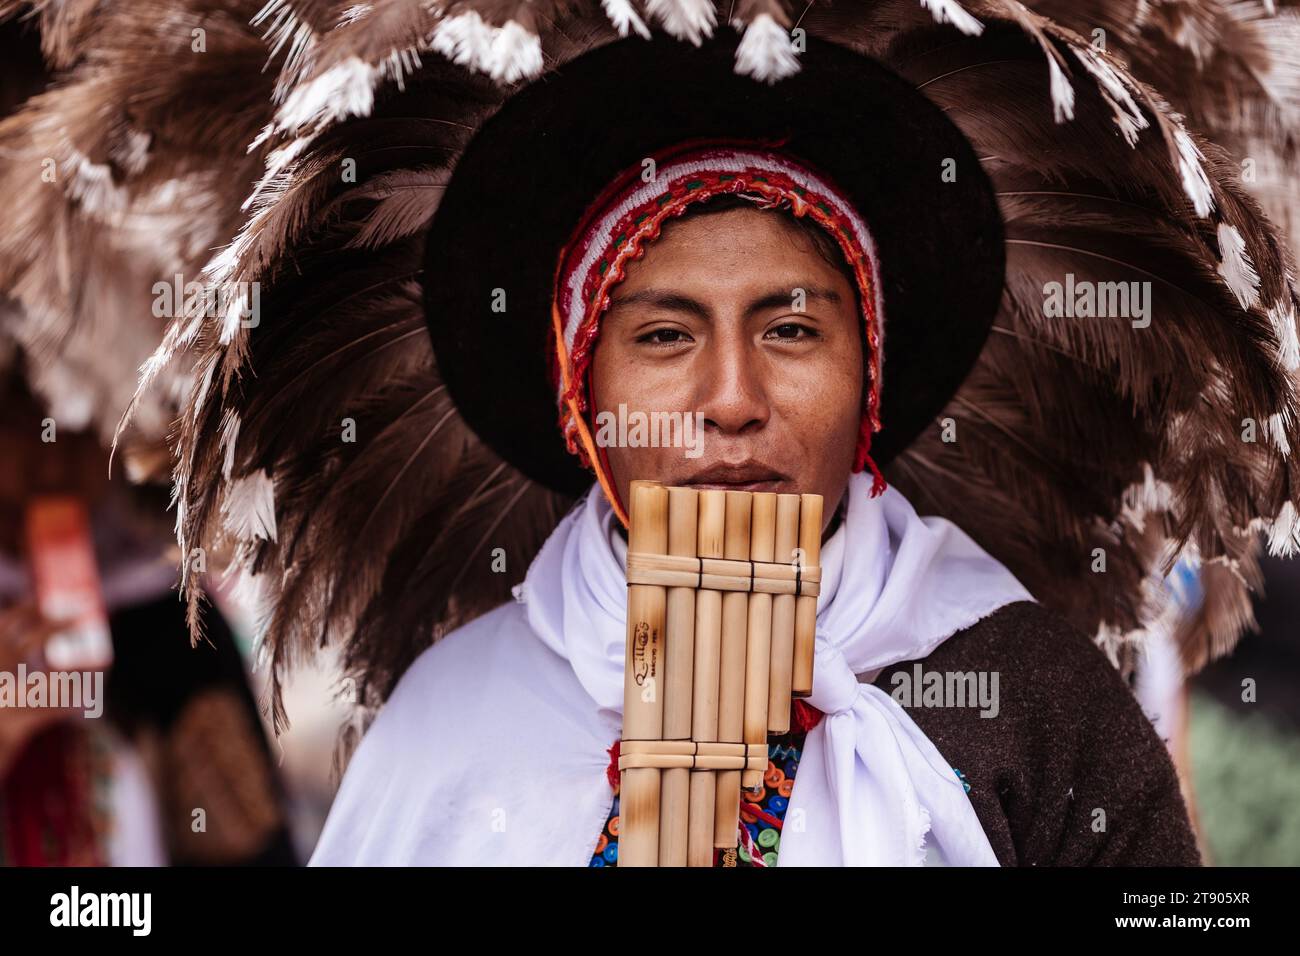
[
  {"x1": 687, "y1": 490, "x2": 725, "y2": 866},
  {"x1": 792, "y1": 493, "x2": 823, "y2": 698},
  {"x1": 620, "y1": 481, "x2": 668, "y2": 867},
  {"x1": 742, "y1": 493, "x2": 776, "y2": 793},
  {"x1": 658, "y1": 486, "x2": 698, "y2": 867},
  {"x1": 713, "y1": 490, "x2": 751, "y2": 848},
  {"x1": 768, "y1": 493, "x2": 800, "y2": 732}
]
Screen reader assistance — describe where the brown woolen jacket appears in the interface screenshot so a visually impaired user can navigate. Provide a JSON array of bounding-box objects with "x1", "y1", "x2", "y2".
[{"x1": 871, "y1": 600, "x2": 1202, "y2": 866}]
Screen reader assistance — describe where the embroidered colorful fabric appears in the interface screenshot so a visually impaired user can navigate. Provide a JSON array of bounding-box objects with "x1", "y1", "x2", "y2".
[
  {"x1": 590, "y1": 728, "x2": 809, "y2": 868},
  {"x1": 592, "y1": 698, "x2": 824, "y2": 868}
]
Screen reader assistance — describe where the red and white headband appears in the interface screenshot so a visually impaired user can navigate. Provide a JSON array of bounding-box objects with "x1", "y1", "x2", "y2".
[{"x1": 549, "y1": 139, "x2": 887, "y2": 525}]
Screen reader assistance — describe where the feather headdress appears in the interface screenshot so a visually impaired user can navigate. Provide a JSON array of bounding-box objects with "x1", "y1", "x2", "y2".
[
  {"x1": 0, "y1": 1, "x2": 285, "y2": 463},
  {"x1": 101, "y1": 0, "x2": 1300, "y2": 729}
]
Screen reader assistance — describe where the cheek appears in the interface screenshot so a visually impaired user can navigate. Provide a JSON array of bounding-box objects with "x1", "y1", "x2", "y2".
[
  {"x1": 774, "y1": 344, "x2": 863, "y2": 443},
  {"x1": 590, "y1": 338, "x2": 638, "y2": 418},
  {"x1": 589, "y1": 341, "x2": 627, "y2": 411},
  {"x1": 591, "y1": 339, "x2": 691, "y2": 410},
  {"x1": 785, "y1": 350, "x2": 862, "y2": 509},
  {"x1": 589, "y1": 341, "x2": 694, "y2": 488}
]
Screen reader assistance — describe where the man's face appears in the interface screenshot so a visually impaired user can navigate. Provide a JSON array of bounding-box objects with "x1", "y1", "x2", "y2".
[{"x1": 590, "y1": 205, "x2": 864, "y2": 531}]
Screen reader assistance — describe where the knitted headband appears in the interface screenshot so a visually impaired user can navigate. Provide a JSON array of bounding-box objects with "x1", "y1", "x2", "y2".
[{"x1": 549, "y1": 139, "x2": 887, "y2": 526}]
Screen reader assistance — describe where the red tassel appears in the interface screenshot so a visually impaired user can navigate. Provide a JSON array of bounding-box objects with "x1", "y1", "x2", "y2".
[
  {"x1": 863, "y1": 452, "x2": 887, "y2": 497},
  {"x1": 852, "y1": 417, "x2": 888, "y2": 498},
  {"x1": 605, "y1": 739, "x2": 621, "y2": 792},
  {"x1": 792, "y1": 698, "x2": 825, "y2": 733}
]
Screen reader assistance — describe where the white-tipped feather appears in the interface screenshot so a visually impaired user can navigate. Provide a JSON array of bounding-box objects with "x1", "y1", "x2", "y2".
[
  {"x1": 378, "y1": 46, "x2": 426, "y2": 92},
  {"x1": 219, "y1": 292, "x2": 251, "y2": 345},
  {"x1": 602, "y1": 0, "x2": 653, "y2": 39},
  {"x1": 1267, "y1": 299, "x2": 1300, "y2": 370},
  {"x1": 65, "y1": 152, "x2": 129, "y2": 218},
  {"x1": 1120, "y1": 461, "x2": 1174, "y2": 533},
  {"x1": 645, "y1": 0, "x2": 717, "y2": 46},
  {"x1": 1093, "y1": 620, "x2": 1147, "y2": 670},
  {"x1": 488, "y1": 20, "x2": 544, "y2": 83},
  {"x1": 222, "y1": 470, "x2": 279, "y2": 543},
  {"x1": 1072, "y1": 47, "x2": 1150, "y2": 147},
  {"x1": 919, "y1": 0, "x2": 983, "y2": 36},
  {"x1": 174, "y1": 493, "x2": 187, "y2": 561},
  {"x1": 1006, "y1": 10, "x2": 1074, "y2": 124},
  {"x1": 431, "y1": 13, "x2": 542, "y2": 84},
  {"x1": 243, "y1": 137, "x2": 309, "y2": 212},
  {"x1": 1172, "y1": 124, "x2": 1216, "y2": 218},
  {"x1": 110, "y1": 129, "x2": 152, "y2": 177},
  {"x1": 1267, "y1": 411, "x2": 1292, "y2": 456},
  {"x1": 338, "y1": 4, "x2": 373, "y2": 27},
  {"x1": 133, "y1": 309, "x2": 198, "y2": 407},
  {"x1": 206, "y1": 240, "x2": 245, "y2": 287},
  {"x1": 190, "y1": 354, "x2": 217, "y2": 426},
  {"x1": 430, "y1": 10, "x2": 497, "y2": 75},
  {"x1": 253, "y1": 0, "x2": 320, "y2": 101},
  {"x1": 273, "y1": 56, "x2": 378, "y2": 137},
  {"x1": 220, "y1": 410, "x2": 242, "y2": 481},
  {"x1": 1107, "y1": 94, "x2": 1145, "y2": 146},
  {"x1": 1267, "y1": 500, "x2": 1300, "y2": 556},
  {"x1": 734, "y1": 13, "x2": 801, "y2": 83},
  {"x1": 1216, "y1": 223, "x2": 1261, "y2": 309},
  {"x1": 1048, "y1": 54, "x2": 1075, "y2": 123}
]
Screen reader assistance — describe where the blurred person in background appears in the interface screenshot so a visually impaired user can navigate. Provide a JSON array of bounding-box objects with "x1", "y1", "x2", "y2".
[
  {"x1": 0, "y1": 370, "x2": 299, "y2": 865},
  {"x1": 0, "y1": 13, "x2": 307, "y2": 866}
]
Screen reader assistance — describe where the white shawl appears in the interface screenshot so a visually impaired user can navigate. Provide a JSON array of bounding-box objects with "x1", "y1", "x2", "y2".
[{"x1": 310, "y1": 472, "x2": 1033, "y2": 866}]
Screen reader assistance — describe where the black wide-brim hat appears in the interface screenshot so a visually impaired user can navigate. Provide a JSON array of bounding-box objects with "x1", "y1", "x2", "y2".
[{"x1": 423, "y1": 31, "x2": 1004, "y2": 498}]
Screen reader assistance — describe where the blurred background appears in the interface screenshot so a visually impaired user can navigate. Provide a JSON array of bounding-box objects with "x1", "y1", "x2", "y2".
[{"x1": 1186, "y1": 556, "x2": 1300, "y2": 865}]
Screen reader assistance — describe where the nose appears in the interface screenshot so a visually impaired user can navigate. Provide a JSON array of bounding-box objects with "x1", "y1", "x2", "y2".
[{"x1": 696, "y1": 328, "x2": 770, "y2": 439}]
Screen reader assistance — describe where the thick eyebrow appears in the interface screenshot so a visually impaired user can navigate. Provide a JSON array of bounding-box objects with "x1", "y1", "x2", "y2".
[{"x1": 609, "y1": 284, "x2": 842, "y2": 320}]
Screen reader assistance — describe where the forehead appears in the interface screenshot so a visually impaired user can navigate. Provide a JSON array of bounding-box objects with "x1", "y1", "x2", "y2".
[{"x1": 613, "y1": 206, "x2": 857, "y2": 300}]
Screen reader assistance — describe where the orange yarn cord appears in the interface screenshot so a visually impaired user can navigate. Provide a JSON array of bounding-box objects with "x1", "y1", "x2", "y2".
[{"x1": 551, "y1": 299, "x2": 631, "y2": 527}]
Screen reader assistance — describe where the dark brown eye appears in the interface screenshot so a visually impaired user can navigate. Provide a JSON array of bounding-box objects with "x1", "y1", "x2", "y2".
[
  {"x1": 639, "y1": 328, "x2": 688, "y2": 344},
  {"x1": 767, "y1": 322, "x2": 815, "y2": 340}
]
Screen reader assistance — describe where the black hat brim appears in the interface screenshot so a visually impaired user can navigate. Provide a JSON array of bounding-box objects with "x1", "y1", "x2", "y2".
[{"x1": 423, "y1": 31, "x2": 1005, "y2": 497}]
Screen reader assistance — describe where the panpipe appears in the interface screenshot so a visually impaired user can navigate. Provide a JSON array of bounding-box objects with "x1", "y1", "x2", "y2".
[{"x1": 618, "y1": 480, "x2": 823, "y2": 867}]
